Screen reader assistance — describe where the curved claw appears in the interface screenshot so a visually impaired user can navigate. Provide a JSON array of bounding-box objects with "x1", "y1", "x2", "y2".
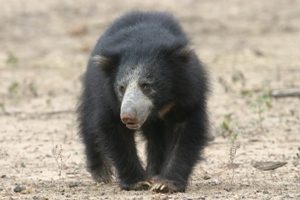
[
  {"x1": 150, "y1": 183, "x2": 170, "y2": 193},
  {"x1": 134, "y1": 181, "x2": 152, "y2": 190},
  {"x1": 150, "y1": 177, "x2": 183, "y2": 193}
]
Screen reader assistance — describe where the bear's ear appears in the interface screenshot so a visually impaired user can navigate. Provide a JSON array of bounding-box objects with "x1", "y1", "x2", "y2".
[
  {"x1": 91, "y1": 54, "x2": 117, "y2": 73},
  {"x1": 169, "y1": 46, "x2": 193, "y2": 64}
]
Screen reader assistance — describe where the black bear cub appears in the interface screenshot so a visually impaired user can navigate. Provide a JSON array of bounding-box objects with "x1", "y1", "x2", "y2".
[{"x1": 78, "y1": 11, "x2": 209, "y2": 193}]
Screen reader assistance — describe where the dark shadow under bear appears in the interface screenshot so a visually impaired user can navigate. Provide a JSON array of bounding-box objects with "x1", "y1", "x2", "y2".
[{"x1": 77, "y1": 11, "x2": 209, "y2": 193}]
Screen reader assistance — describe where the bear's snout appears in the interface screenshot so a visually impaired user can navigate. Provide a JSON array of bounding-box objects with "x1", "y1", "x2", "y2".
[
  {"x1": 120, "y1": 80, "x2": 154, "y2": 130},
  {"x1": 121, "y1": 113, "x2": 138, "y2": 124},
  {"x1": 120, "y1": 109, "x2": 141, "y2": 130}
]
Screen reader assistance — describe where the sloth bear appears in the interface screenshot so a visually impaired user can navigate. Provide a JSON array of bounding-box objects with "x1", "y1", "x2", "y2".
[{"x1": 78, "y1": 11, "x2": 209, "y2": 193}]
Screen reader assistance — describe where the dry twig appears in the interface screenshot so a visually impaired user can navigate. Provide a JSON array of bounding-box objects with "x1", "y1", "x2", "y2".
[{"x1": 271, "y1": 88, "x2": 300, "y2": 98}]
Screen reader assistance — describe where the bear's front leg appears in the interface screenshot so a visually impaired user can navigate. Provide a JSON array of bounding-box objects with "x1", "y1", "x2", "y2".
[
  {"x1": 142, "y1": 122, "x2": 166, "y2": 178},
  {"x1": 101, "y1": 123, "x2": 149, "y2": 191},
  {"x1": 151, "y1": 112, "x2": 209, "y2": 193}
]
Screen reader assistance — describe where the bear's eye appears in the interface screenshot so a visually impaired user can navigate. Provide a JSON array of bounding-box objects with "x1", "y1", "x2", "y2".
[
  {"x1": 119, "y1": 85, "x2": 126, "y2": 94},
  {"x1": 140, "y1": 83, "x2": 151, "y2": 92}
]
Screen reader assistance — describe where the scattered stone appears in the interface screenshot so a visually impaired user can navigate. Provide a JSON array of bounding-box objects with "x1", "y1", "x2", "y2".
[
  {"x1": 252, "y1": 49, "x2": 264, "y2": 57},
  {"x1": 1, "y1": 175, "x2": 6, "y2": 178},
  {"x1": 69, "y1": 182, "x2": 79, "y2": 188},
  {"x1": 210, "y1": 178, "x2": 221, "y2": 186},
  {"x1": 252, "y1": 161, "x2": 287, "y2": 171},
  {"x1": 203, "y1": 173, "x2": 211, "y2": 180},
  {"x1": 33, "y1": 196, "x2": 49, "y2": 200},
  {"x1": 13, "y1": 184, "x2": 26, "y2": 193},
  {"x1": 224, "y1": 186, "x2": 232, "y2": 192},
  {"x1": 20, "y1": 162, "x2": 26, "y2": 168}
]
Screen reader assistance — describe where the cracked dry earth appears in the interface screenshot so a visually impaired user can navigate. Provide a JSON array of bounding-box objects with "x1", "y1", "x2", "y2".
[{"x1": 0, "y1": 0, "x2": 299, "y2": 199}]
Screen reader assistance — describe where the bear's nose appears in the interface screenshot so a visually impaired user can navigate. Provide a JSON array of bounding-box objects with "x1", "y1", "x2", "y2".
[{"x1": 120, "y1": 113, "x2": 138, "y2": 124}]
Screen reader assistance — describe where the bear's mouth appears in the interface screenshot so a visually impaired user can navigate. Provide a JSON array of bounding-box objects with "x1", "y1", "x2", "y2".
[{"x1": 125, "y1": 123, "x2": 140, "y2": 130}]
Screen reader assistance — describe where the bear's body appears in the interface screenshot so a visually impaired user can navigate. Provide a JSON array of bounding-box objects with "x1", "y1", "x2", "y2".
[{"x1": 78, "y1": 11, "x2": 209, "y2": 193}]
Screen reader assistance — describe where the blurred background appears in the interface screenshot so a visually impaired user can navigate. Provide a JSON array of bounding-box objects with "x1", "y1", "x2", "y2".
[{"x1": 0, "y1": 0, "x2": 299, "y2": 199}]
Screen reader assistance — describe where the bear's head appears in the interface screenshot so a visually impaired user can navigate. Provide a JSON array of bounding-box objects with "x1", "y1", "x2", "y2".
[{"x1": 92, "y1": 44, "x2": 192, "y2": 130}]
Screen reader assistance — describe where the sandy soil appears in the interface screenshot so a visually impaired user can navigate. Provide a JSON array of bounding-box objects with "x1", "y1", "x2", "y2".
[{"x1": 0, "y1": 0, "x2": 300, "y2": 199}]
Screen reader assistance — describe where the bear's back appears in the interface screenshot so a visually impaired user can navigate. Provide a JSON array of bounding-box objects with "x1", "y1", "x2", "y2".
[{"x1": 94, "y1": 12, "x2": 188, "y2": 57}]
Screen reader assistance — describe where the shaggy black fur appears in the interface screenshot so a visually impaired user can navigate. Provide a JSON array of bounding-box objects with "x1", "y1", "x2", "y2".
[{"x1": 77, "y1": 11, "x2": 209, "y2": 192}]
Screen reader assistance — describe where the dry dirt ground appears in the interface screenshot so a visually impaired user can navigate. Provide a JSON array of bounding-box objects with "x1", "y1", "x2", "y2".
[{"x1": 0, "y1": 0, "x2": 300, "y2": 199}]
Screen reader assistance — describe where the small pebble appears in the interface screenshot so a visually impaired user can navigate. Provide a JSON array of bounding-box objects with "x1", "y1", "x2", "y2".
[
  {"x1": 13, "y1": 185, "x2": 26, "y2": 193},
  {"x1": 69, "y1": 182, "x2": 79, "y2": 188},
  {"x1": 224, "y1": 186, "x2": 232, "y2": 192},
  {"x1": 210, "y1": 178, "x2": 221, "y2": 186},
  {"x1": 33, "y1": 196, "x2": 49, "y2": 200},
  {"x1": 203, "y1": 174, "x2": 211, "y2": 180}
]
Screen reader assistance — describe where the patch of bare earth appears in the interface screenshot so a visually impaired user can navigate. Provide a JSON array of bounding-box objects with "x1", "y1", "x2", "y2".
[{"x1": 0, "y1": 0, "x2": 299, "y2": 199}]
